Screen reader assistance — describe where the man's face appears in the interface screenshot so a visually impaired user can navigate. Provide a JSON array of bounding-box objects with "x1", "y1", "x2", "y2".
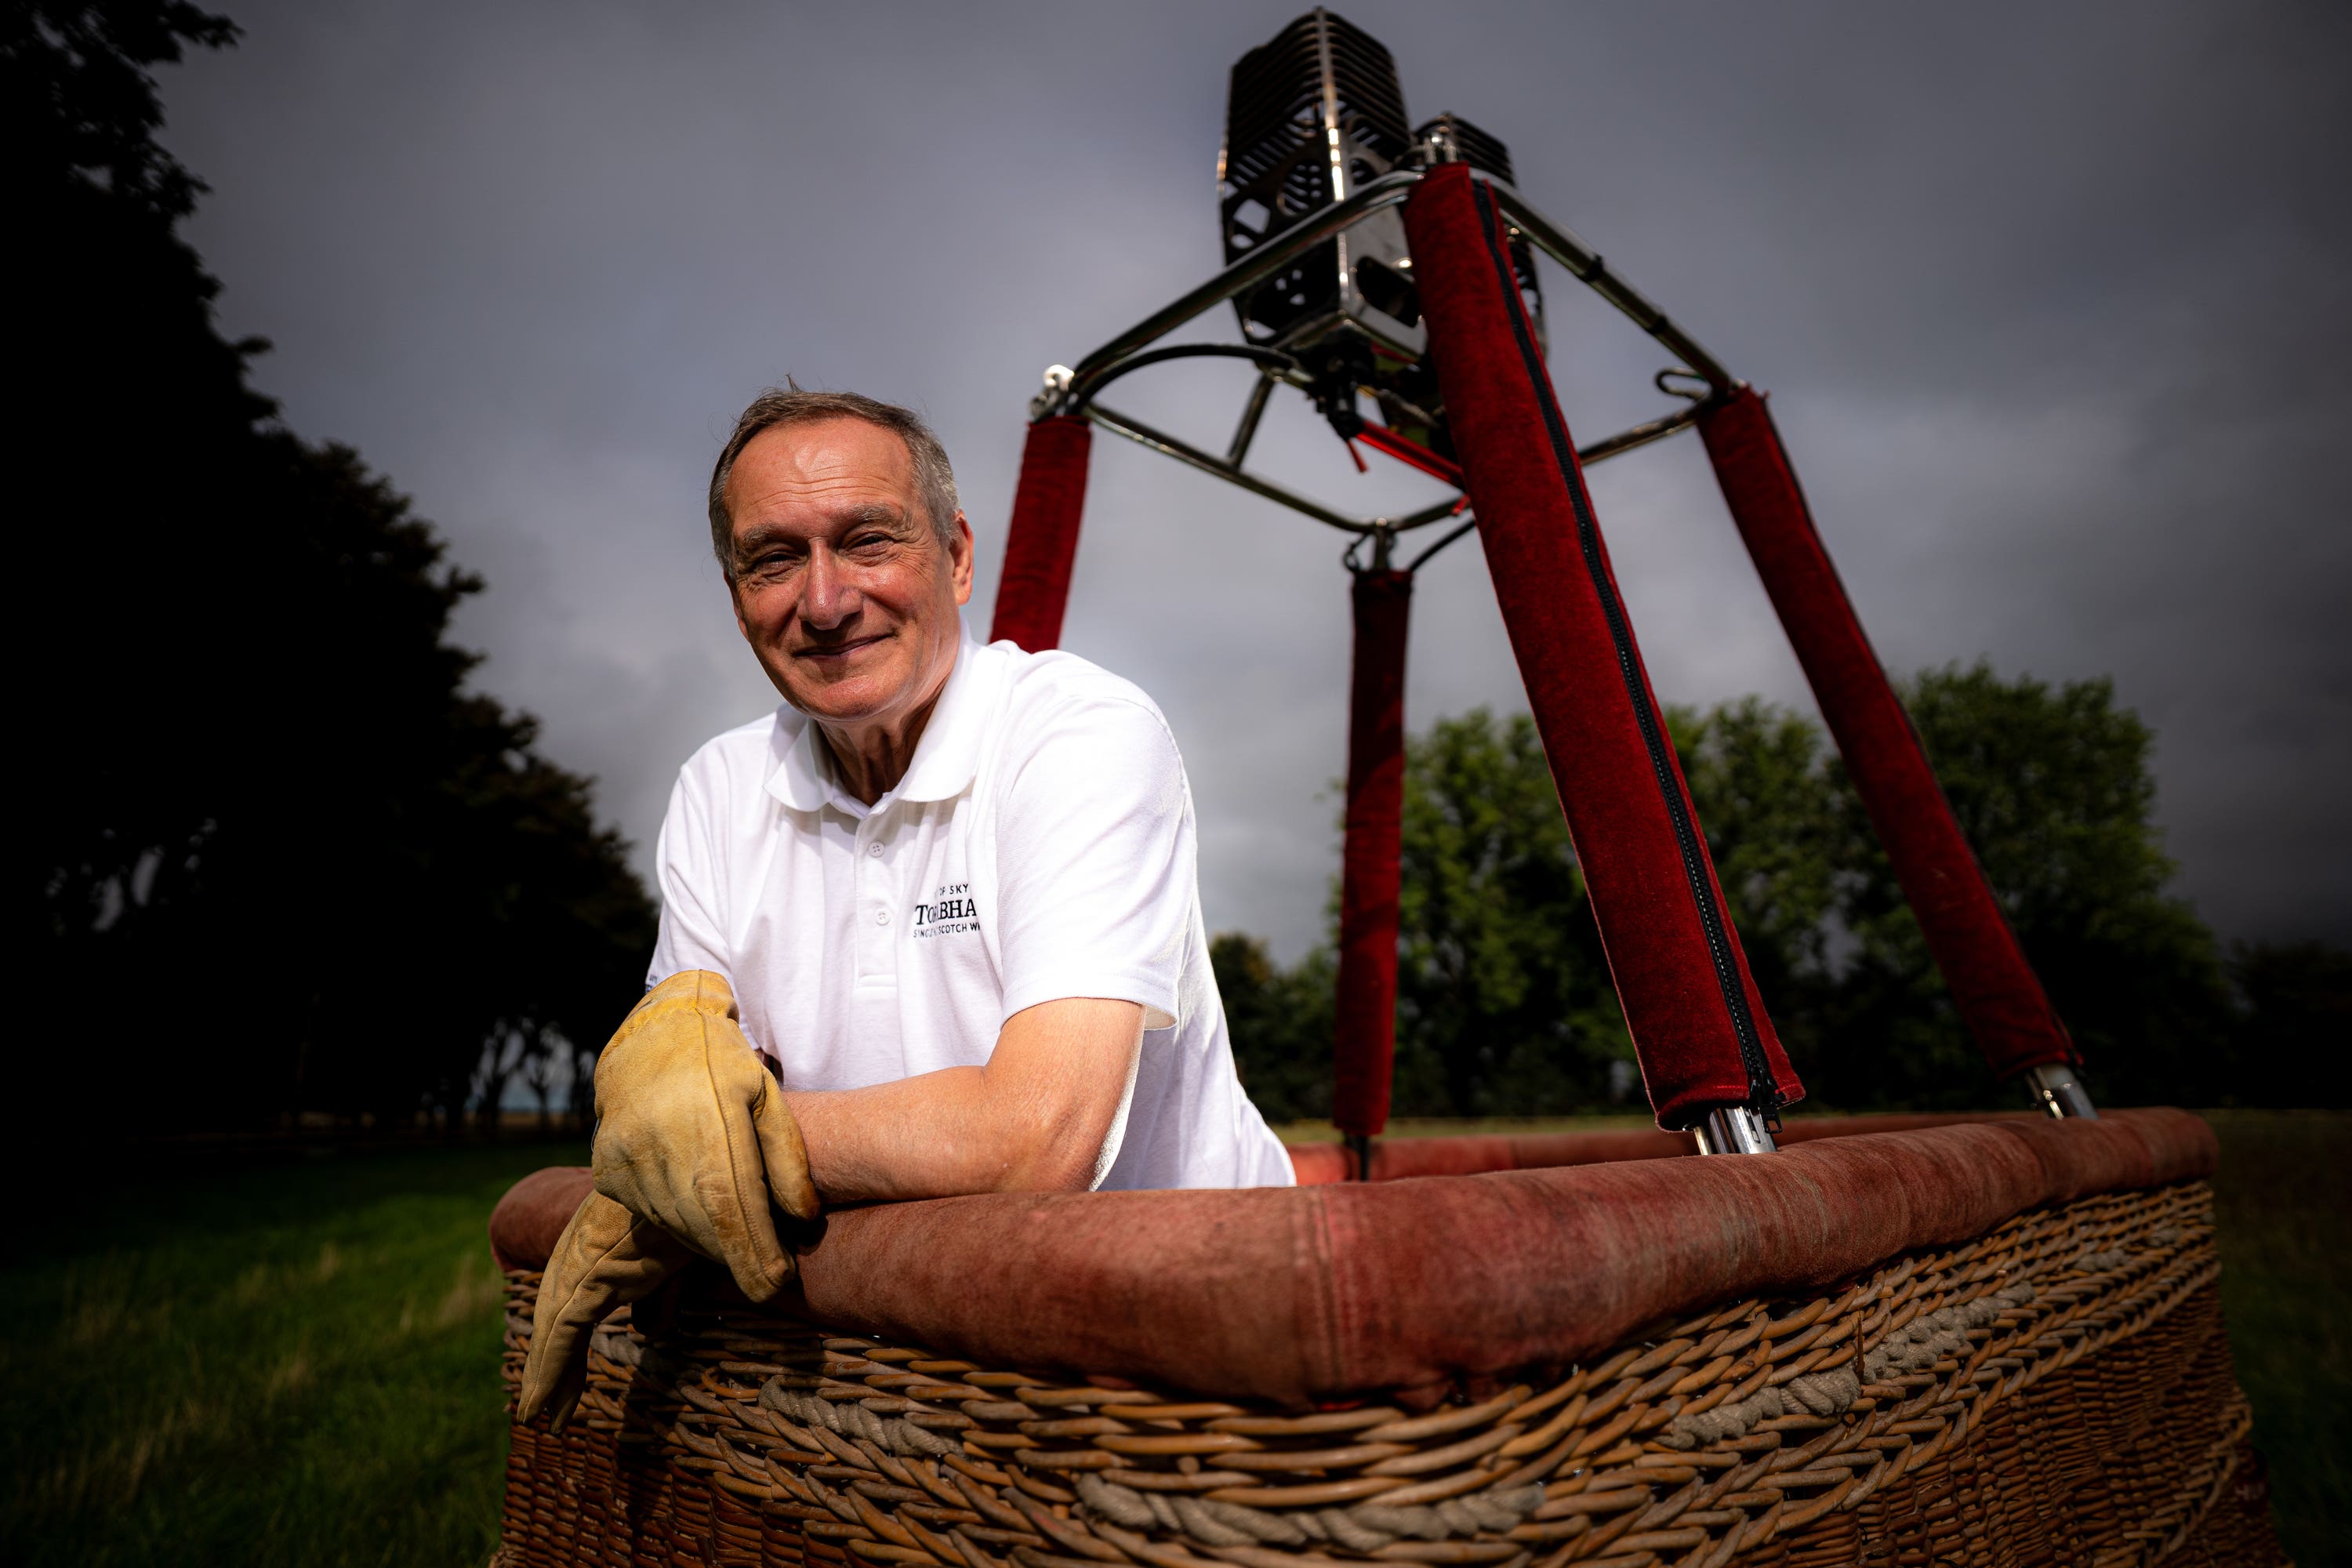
[{"x1": 723, "y1": 417, "x2": 973, "y2": 730}]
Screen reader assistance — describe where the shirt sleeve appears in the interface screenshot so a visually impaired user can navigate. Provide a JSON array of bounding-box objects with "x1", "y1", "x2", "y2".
[
  {"x1": 993, "y1": 695, "x2": 1193, "y2": 1031},
  {"x1": 647, "y1": 765, "x2": 732, "y2": 989}
]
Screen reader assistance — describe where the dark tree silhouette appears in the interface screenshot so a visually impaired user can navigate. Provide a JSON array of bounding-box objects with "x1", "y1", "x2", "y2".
[{"x1": 11, "y1": 2, "x2": 655, "y2": 1134}]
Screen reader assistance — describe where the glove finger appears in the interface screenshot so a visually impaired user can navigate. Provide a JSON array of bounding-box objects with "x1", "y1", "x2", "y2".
[
  {"x1": 753, "y1": 1079, "x2": 822, "y2": 1224},
  {"x1": 518, "y1": 1193, "x2": 623, "y2": 1425},
  {"x1": 518, "y1": 1192, "x2": 690, "y2": 1428},
  {"x1": 590, "y1": 971, "x2": 739, "y2": 1247},
  {"x1": 529, "y1": 1333, "x2": 593, "y2": 1433},
  {"x1": 703, "y1": 1093, "x2": 794, "y2": 1304}
]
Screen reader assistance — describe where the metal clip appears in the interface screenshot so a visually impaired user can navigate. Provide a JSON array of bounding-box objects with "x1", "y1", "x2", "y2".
[
  {"x1": 2023, "y1": 1062, "x2": 2099, "y2": 1120},
  {"x1": 1029, "y1": 364, "x2": 1075, "y2": 420},
  {"x1": 1344, "y1": 519, "x2": 1398, "y2": 574},
  {"x1": 1693, "y1": 1105, "x2": 1780, "y2": 1155},
  {"x1": 1655, "y1": 367, "x2": 1711, "y2": 403}
]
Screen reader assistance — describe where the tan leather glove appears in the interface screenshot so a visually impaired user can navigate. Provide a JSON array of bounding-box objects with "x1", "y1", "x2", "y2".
[
  {"x1": 590, "y1": 969, "x2": 822, "y2": 1302},
  {"x1": 515, "y1": 1191, "x2": 694, "y2": 1428}
]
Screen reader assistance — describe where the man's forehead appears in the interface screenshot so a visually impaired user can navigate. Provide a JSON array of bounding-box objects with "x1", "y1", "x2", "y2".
[{"x1": 730, "y1": 418, "x2": 915, "y2": 520}]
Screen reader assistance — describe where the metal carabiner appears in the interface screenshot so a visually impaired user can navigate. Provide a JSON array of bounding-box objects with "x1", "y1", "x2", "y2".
[
  {"x1": 1655, "y1": 367, "x2": 1711, "y2": 403},
  {"x1": 1345, "y1": 519, "x2": 1398, "y2": 575}
]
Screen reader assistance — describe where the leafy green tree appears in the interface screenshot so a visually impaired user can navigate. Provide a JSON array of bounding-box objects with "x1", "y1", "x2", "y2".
[
  {"x1": 1215, "y1": 711, "x2": 1632, "y2": 1122},
  {"x1": 13, "y1": 1, "x2": 655, "y2": 1134},
  {"x1": 1665, "y1": 698, "x2": 1847, "y2": 1081},
  {"x1": 1389, "y1": 710, "x2": 1631, "y2": 1115},
  {"x1": 1221, "y1": 665, "x2": 2276, "y2": 1124},
  {"x1": 1674, "y1": 663, "x2": 2235, "y2": 1110},
  {"x1": 1209, "y1": 934, "x2": 1333, "y2": 1123}
]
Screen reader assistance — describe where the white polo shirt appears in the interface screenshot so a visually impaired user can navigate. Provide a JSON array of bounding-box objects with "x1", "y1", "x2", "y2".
[{"x1": 647, "y1": 626, "x2": 1295, "y2": 1192}]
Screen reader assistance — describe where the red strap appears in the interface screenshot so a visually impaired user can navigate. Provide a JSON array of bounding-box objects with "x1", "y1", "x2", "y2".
[
  {"x1": 1355, "y1": 420, "x2": 1465, "y2": 488},
  {"x1": 1403, "y1": 165, "x2": 1801, "y2": 1128},
  {"x1": 1333, "y1": 570, "x2": 1413, "y2": 1138},
  {"x1": 1699, "y1": 388, "x2": 2074, "y2": 1077},
  {"x1": 988, "y1": 417, "x2": 1092, "y2": 652}
]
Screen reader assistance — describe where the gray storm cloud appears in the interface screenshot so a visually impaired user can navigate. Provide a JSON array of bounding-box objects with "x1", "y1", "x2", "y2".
[{"x1": 163, "y1": 0, "x2": 2351, "y2": 957}]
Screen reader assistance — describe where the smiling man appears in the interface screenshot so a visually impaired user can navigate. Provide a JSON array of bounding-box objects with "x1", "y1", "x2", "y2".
[{"x1": 518, "y1": 389, "x2": 1291, "y2": 1425}]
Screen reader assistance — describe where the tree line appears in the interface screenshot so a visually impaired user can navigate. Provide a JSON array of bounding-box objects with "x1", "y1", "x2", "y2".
[
  {"x1": 13, "y1": 2, "x2": 655, "y2": 1134},
  {"x1": 1218, "y1": 670, "x2": 2351, "y2": 1120}
]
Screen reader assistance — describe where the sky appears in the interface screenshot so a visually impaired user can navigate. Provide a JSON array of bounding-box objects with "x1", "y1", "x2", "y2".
[{"x1": 158, "y1": 0, "x2": 2350, "y2": 960}]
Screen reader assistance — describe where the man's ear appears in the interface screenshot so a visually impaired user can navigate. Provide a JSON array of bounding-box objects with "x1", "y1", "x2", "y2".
[{"x1": 950, "y1": 510, "x2": 975, "y2": 607}]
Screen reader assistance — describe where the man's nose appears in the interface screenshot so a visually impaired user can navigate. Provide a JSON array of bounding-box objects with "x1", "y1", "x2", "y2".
[{"x1": 800, "y1": 546, "x2": 859, "y2": 630}]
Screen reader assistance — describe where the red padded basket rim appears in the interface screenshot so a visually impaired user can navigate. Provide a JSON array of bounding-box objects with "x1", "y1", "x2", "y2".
[{"x1": 493, "y1": 1109, "x2": 2213, "y2": 1407}]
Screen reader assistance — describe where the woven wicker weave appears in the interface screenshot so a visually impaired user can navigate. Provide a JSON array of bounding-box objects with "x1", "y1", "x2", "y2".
[{"x1": 495, "y1": 1177, "x2": 2281, "y2": 1567}]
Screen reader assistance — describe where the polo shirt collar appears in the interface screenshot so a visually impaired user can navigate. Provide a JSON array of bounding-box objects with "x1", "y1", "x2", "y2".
[
  {"x1": 895, "y1": 626, "x2": 1000, "y2": 804},
  {"x1": 768, "y1": 713, "x2": 832, "y2": 814},
  {"x1": 765, "y1": 621, "x2": 997, "y2": 815}
]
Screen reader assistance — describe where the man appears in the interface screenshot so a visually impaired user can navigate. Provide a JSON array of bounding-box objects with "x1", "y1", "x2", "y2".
[{"x1": 520, "y1": 389, "x2": 1292, "y2": 1424}]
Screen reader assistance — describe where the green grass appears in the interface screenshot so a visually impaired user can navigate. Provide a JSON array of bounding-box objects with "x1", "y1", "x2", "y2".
[
  {"x1": 0, "y1": 1138, "x2": 584, "y2": 1567},
  {"x1": 1, "y1": 1117, "x2": 2339, "y2": 1566},
  {"x1": 2203, "y1": 1112, "x2": 2349, "y2": 1566}
]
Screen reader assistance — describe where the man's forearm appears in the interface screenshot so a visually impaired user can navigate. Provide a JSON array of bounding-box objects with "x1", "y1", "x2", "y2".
[
  {"x1": 783, "y1": 1065, "x2": 1040, "y2": 1202},
  {"x1": 781, "y1": 996, "x2": 1144, "y2": 1203}
]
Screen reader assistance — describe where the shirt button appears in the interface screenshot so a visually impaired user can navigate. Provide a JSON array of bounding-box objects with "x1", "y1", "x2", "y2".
[
  {"x1": 875, "y1": 909, "x2": 891, "y2": 925},
  {"x1": 867, "y1": 843, "x2": 883, "y2": 856}
]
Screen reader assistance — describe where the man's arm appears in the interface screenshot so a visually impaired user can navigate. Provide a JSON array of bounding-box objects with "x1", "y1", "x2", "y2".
[{"x1": 782, "y1": 996, "x2": 1145, "y2": 1203}]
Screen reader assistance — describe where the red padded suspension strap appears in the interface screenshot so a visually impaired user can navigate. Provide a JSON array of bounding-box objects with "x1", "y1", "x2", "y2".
[
  {"x1": 1699, "y1": 388, "x2": 2075, "y2": 1077},
  {"x1": 988, "y1": 416, "x2": 1092, "y2": 652},
  {"x1": 1333, "y1": 568, "x2": 1412, "y2": 1138},
  {"x1": 1404, "y1": 165, "x2": 1802, "y2": 1127}
]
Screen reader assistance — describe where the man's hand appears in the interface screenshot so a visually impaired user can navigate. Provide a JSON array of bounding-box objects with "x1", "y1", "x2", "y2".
[
  {"x1": 516, "y1": 1190, "x2": 695, "y2": 1428},
  {"x1": 592, "y1": 970, "x2": 822, "y2": 1301},
  {"x1": 784, "y1": 996, "x2": 1145, "y2": 1203}
]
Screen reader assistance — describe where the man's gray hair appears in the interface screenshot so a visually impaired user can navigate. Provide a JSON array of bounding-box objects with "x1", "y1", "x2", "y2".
[{"x1": 707, "y1": 387, "x2": 960, "y2": 578}]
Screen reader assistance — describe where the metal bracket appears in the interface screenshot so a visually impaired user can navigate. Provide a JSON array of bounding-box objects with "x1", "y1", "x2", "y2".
[
  {"x1": 1343, "y1": 520, "x2": 1399, "y2": 573},
  {"x1": 2023, "y1": 1062, "x2": 2099, "y2": 1120},
  {"x1": 1030, "y1": 166, "x2": 1745, "y2": 545},
  {"x1": 1693, "y1": 1105, "x2": 1780, "y2": 1155},
  {"x1": 1656, "y1": 367, "x2": 1712, "y2": 402},
  {"x1": 1075, "y1": 387, "x2": 1709, "y2": 542},
  {"x1": 1083, "y1": 398, "x2": 1460, "y2": 538}
]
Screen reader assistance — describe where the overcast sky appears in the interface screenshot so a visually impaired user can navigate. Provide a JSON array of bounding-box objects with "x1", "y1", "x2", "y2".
[{"x1": 160, "y1": 0, "x2": 2350, "y2": 958}]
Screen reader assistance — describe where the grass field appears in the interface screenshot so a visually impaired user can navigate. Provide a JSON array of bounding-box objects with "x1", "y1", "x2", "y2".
[
  {"x1": 2, "y1": 1116, "x2": 2341, "y2": 1566},
  {"x1": 2, "y1": 1138, "x2": 583, "y2": 1566}
]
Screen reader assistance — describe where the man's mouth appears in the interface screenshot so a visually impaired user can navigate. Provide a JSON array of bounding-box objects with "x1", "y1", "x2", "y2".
[{"x1": 793, "y1": 632, "x2": 891, "y2": 663}]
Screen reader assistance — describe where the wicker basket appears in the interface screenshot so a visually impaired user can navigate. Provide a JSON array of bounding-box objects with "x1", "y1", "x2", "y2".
[{"x1": 490, "y1": 1112, "x2": 2283, "y2": 1566}]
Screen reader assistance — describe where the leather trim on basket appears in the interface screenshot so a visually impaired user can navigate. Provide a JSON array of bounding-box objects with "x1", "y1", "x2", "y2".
[
  {"x1": 487, "y1": 1109, "x2": 2214, "y2": 1405},
  {"x1": 1284, "y1": 1110, "x2": 2041, "y2": 1184}
]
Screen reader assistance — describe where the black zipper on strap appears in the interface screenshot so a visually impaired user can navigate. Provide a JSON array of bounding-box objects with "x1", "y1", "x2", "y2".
[{"x1": 1465, "y1": 177, "x2": 1780, "y2": 1113}]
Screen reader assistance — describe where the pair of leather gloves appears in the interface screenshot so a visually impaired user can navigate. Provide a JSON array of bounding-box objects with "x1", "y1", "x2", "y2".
[{"x1": 516, "y1": 970, "x2": 820, "y2": 1428}]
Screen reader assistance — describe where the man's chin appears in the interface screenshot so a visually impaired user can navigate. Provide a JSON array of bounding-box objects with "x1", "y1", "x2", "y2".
[{"x1": 772, "y1": 667, "x2": 904, "y2": 725}]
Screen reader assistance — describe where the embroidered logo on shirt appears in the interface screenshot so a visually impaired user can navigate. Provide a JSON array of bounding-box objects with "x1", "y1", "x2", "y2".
[{"x1": 913, "y1": 882, "x2": 982, "y2": 939}]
